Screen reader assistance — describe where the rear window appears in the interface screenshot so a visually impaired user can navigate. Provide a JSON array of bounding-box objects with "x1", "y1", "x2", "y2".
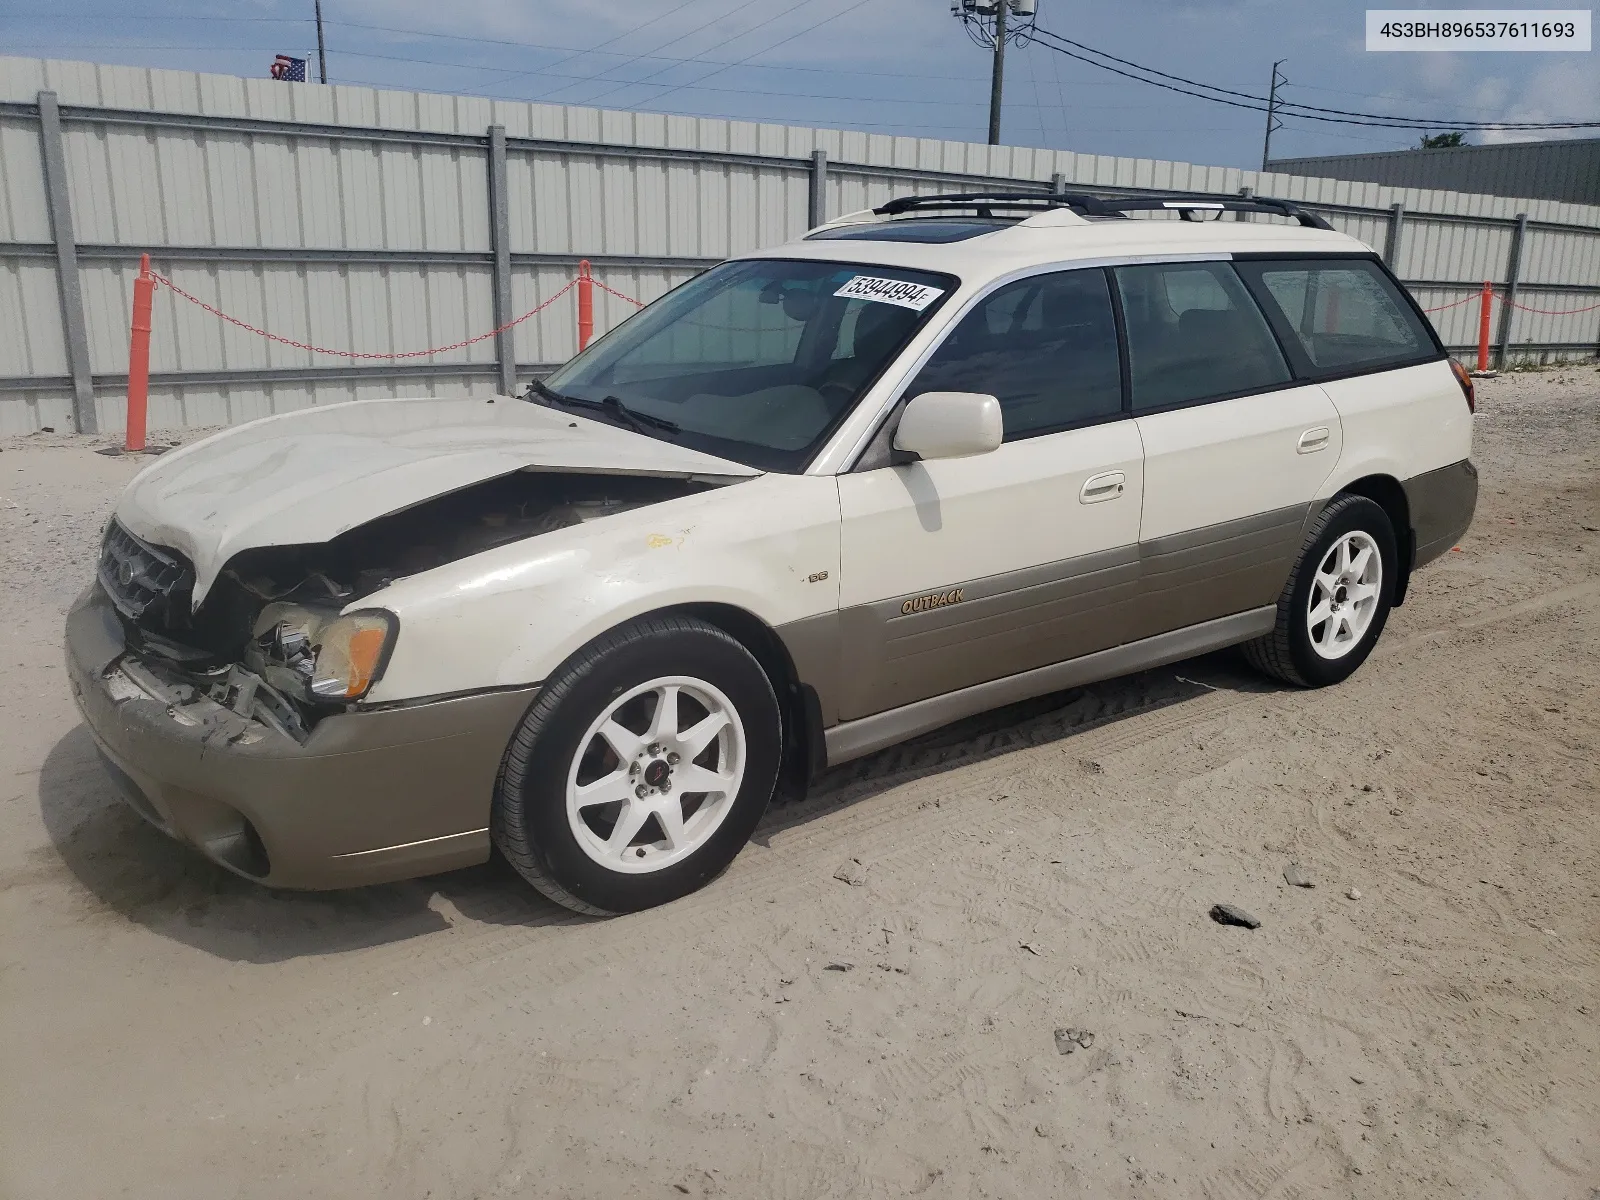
[{"x1": 1236, "y1": 258, "x2": 1438, "y2": 375}]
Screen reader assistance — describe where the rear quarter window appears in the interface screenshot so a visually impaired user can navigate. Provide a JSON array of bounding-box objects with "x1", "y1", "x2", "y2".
[{"x1": 1236, "y1": 258, "x2": 1438, "y2": 377}]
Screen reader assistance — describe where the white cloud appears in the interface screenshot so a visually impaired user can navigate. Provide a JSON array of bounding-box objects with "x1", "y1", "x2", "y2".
[{"x1": 1479, "y1": 58, "x2": 1600, "y2": 143}]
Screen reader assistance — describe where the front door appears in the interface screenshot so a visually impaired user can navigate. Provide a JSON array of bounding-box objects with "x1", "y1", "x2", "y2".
[
  {"x1": 1114, "y1": 259, "x2": 1342, "y2": 636},
  {"x1": 835, "y1": 267, "x2": 1144, "y2": 722}
]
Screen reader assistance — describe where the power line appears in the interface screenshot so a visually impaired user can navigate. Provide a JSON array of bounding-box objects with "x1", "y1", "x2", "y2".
[
  {"x1": 9, "y1": 41, "x2": 1032, "y2": 109},
  {"x1": 2, "y1": 36, "x2": 1451, "y2": 127},
  {"x1": 480, "y1": 0, "x2": 706, "y2": 99},
  {"x1": 331, "y1": 47, "x2": 995, "y2": 107},
  {"x1": 1284, "y1": 79, "x2": 1516, "y2": 118},
  {"x1": 1, "y1": 10, "x2": 307, "y2": 20},
  {"x1": 332, "y1": 20, "x2": 1007, "y2": 84},
  {"x1": 313, "y1": 72, "x2": 987, "y2": 133},
  {"x1": 513, "y1": 0, "x2": 759, "y2": 103},
  {"x1": 6, "y1": 9, "x2": 1023, "y2": 85},
  {"x1": 579, "y1": 0, "x2": 830, "y2": 108},
  {"x1": 629, "y1": 0, "x2": 864, "y2": 109},
  {"x1": 1030, "y1": 26, "x2": 1600, "y2": 131}
]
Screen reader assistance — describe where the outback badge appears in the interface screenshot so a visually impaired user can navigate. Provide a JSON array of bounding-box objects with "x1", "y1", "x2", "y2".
[{"x1": 901, "y1": 588, "x2": 965, "y2": 615}]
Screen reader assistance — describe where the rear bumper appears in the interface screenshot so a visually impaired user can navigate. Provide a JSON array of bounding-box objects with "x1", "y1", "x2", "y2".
[
  {"x1": 65, "y1": 584, "x2": 537, "y2": 889},
  {"x1": 1406, "y1": 458, "x2": 1478, "y2": 570}
]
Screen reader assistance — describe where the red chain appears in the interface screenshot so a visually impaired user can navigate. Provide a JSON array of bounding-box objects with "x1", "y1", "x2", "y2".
[
  {"x1": 1418, "y1": 290, "x2": 1600, "y2": 317},
  {"x1": 1508, "y1": 296, "x2": 1600, "y2": 316},
  {"x1": 149, "y1": 271, "x2": 577, "y2": 359},
  {"x1": 1419, "y1": 293, "x2": 1480, "y2": 313},
  {"x1": 589, "y1": 278, "x2": 647, "y2": 307}
]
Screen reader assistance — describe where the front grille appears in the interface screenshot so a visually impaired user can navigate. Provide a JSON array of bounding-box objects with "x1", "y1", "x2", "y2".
[{"x1": 98, "y1": 519, "x2": 194, "y2": 627}]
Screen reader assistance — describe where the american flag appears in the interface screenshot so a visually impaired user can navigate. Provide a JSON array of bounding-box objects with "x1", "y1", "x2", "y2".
[{"x1": 270, "y1": 55, "x2": 306, "y2": 82}]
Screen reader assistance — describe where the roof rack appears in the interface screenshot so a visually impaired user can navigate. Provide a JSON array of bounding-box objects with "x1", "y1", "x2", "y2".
[{"x1": 872, "y1": 190, "x2": 1334, "y2": 231}]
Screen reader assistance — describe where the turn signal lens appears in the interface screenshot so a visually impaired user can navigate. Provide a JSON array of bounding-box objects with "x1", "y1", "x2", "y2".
[
  {"x1": 309, "y1": 611, "x2": 396, "y2": 701},
  {"x1": 1449, "y1": 358, "x2": 1476, "y2": 414}
]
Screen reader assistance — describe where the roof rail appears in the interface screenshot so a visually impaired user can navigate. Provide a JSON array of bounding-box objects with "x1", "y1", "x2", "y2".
[{"x1": 872, "y1": 190, "x2": 1334, "y2": 231}]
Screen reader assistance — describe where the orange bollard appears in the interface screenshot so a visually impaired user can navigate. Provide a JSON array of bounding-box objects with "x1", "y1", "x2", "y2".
[
  {"x1": 1475, "y1": 279, "x2": 1493, "y2": 374},
  {"x1": 576, "y1": 259, "x2": 594, "y2": 352},
  {"x1": 125, "y1": 253, "x2": 154, "y2": 452}
]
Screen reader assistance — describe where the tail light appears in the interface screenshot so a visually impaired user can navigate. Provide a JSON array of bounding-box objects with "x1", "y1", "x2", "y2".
[{"x1": 1449, "y1": 359, "x2": 1476, "y2": 414}]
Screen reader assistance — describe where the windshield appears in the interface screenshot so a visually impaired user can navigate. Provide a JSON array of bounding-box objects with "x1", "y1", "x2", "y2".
[{"x1": 541, "y1": 258, "x2": 956, "y2": 471}]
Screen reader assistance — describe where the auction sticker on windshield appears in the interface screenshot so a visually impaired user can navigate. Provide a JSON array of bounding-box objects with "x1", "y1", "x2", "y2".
[{"x1": 833, "y1": 275, "x2": 945, "y2": 310}]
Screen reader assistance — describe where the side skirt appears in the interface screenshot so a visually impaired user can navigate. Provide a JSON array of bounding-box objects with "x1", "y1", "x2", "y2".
[{"x1": 823, "y1": 606, "x2": 1276, "y2": 766}]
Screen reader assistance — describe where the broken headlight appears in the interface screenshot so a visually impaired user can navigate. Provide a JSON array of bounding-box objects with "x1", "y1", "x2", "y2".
[{"x1": 250, "y1": 603, "x2": 397, "y2": 704}]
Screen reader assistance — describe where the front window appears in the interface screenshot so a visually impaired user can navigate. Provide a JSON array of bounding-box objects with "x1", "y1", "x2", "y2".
[
  {"x1": 541, "y1": 259, "x2": 956, "y2": 471},
  {"x1": 906, "y1": 267, "x2": 1123, "y2": 440}
]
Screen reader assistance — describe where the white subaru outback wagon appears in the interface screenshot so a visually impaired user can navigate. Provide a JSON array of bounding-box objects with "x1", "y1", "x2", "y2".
[{"x1": 66, "y1": 191, "x2": 1477, "y2": 914}]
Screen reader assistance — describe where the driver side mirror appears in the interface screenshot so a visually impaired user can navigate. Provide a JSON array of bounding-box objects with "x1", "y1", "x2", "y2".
[{"x1": 893, "y1": 391, "x2": 1003, "y2": 461}]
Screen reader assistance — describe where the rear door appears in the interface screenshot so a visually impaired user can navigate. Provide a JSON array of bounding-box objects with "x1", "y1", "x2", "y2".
[
  {"x1": 1234, "y1": 255, "x2": 1471, "y2": 487},
  {"x1": 1115, "y1": 259, "x2": 1341, "y2": 637},
  {"x1": 834, "y1": 267, "x2": 1144, "y2": 721}
]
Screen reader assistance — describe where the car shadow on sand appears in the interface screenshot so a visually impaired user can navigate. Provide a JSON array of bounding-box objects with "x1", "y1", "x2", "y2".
[
  {"x1": 36, "y1": 727, "x2": 588, "y2": 964},
  {"x1": 757, "y1": 650, "x2": 1285, "y2": 843},
  {"x1": 37, "y1": 650, "x2": 1283, "y2": 963}
]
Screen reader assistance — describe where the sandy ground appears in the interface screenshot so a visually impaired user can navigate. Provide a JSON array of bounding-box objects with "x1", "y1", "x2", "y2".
[{"x1": 1, "y1": 372, "x2": 1597, "y2": 1200}]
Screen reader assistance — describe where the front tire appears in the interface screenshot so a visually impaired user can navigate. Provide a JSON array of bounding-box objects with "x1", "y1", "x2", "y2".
[
  {"x1": 1243, "y1": 495, "x2": 1397, "y2": 688},
  {"x1": 493, "y1": 614, "x2": 781, "y2": 915}
]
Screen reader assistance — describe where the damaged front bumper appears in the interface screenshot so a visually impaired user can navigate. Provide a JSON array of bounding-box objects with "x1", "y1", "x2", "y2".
[{"x1": 64, "y1": 583, "x2": 538, "y2": 889}]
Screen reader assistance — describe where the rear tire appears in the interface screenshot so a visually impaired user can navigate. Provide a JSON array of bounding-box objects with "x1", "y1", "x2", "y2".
[
  {"x1": 1243, "y1": 495, "x2": 1397, "y2": 688},
  {"x1": 492, "y1": 614, "x2": 781, "y2": 915}
]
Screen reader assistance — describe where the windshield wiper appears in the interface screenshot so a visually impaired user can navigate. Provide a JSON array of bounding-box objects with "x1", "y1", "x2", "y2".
[
  {"x1": 600, "y1": 395, "x2": 680, "y2": 435},
  {"x1": 525, "y1": 378, "x2": 567, "y2": 406},
  {"x1": 528, "y1": 381, "x2": 680, "y2": 436}
]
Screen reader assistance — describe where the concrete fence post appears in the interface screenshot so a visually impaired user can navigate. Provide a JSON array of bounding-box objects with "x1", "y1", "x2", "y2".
[
  {"x1": 487, "y1": 124, "x2": 515, "y2": 396},
  {"x1": 37, "y1": 91, "x2": 97, "y2": 434},
  {"x1": 808, "y1": 150, "x2": 828, "y2": 229},
  {"x1": 1383, "y1": 202, "x2": 1406, "y2": 269},
  {"x1": 1236, "y1": 185, "x2": 1254, "y2": 222},
  {"x1": 1495, "y1": 212, "x2": 1528, "y2": 370}
]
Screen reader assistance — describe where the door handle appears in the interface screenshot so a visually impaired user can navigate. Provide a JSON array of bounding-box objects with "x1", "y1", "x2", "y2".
[
  {"x1": 1297, "y1": 427, "x2": 1331, "y2": 454},
  {"x1": 1080, "y1": 471, "x2": 1126, "y2": 503}
]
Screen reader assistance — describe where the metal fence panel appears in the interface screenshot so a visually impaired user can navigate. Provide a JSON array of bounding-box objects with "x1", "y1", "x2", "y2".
[
  {"x1": 1399, "y1": 218, "x2": 1515, "y2": 283},
  {"x1": 1522, "y1": 226, "x2": 1600, "y2": 288},
  {"x1": 0, "y1": 259, "x2": 69, "y2": 375},
  {"x1": 0, "y1": 117, "x2": 52, "y2": 241}
]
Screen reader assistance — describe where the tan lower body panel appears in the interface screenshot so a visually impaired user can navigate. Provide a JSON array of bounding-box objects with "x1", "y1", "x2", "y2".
[
  {"x1": 1134, "y1": 505, "x2": 1310, "y2": 637},
  {"x1": 823, "y1": 606, "x2": 1276, "y2": 765},
  {"x1": 780, "y1": 505, "x2": 1308, "y2": 728},
  {"x1": 836, "y1": 544, "x2": 1144, "y2": 720},
  {"x1": 1404, "y1": 458, "x2": 1478, "y2": 569}
]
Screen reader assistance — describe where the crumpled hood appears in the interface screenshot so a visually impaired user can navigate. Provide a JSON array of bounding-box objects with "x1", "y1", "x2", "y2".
[{"x1": 115, "y1": 395, "x2": 760, "y2": 607}]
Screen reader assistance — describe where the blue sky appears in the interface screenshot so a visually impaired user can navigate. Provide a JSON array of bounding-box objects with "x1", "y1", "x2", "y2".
[{"x1": 3, "y1": 0, "x2": 1596, "y2": 169}]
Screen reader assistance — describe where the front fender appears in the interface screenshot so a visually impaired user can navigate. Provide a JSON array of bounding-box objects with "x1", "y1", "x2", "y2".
[{"x1": 362, "y1": 474, "x2": 842, "y2": 702}]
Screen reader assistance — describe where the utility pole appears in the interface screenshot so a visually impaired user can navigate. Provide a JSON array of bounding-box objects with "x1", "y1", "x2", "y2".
[
  {"x1": 987, "y1": 0, "x2": 1008, "y2": 145},
  {"x1": 954, "y1": 0, "x2": 1033, "y2": 145},
  {"x1": 314, "y1": 0, "x2": 328, "y2": 84},
  {"x1": 1261, "y1": 59, "x2": 1285, "y2": 170}
]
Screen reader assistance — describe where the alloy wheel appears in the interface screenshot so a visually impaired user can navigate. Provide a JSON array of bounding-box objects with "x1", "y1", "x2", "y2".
[{"x1": 564, "y1": 676, "x2": 746, "y2": 874}]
